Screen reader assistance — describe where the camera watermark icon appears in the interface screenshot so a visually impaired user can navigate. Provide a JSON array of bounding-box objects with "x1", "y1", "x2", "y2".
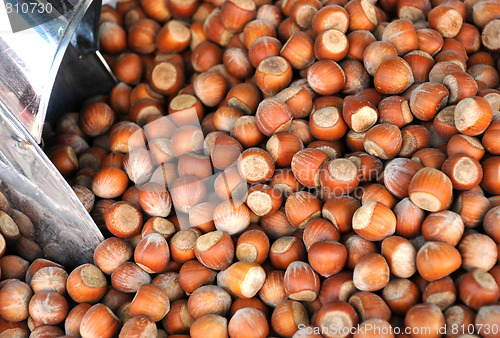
[
  {"x1": 124, "y1": 108, "x2": 252, "y2": 232},
  {"x1": 0, "y1": 0, "x2": 74, "y2": 34},
  {"x1": 122, "y1": 108, "x2": 377, "y2": 232}
]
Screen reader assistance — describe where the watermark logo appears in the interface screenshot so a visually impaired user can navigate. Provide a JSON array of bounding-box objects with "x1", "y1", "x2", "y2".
[
  {"x1": 122, "y1": 106, "x2": 380, "y2": 231},
  {"x1": 0, "y1": 0, "x2": 74, "y2": 33},
  {"x1": 125, "y1": 108, "x2": 252, "y2": 231}
]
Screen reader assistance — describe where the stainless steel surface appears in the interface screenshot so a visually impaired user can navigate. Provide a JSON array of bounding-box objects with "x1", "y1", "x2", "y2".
[
  {"x1": 0, "y1": 0, "x2": 116, "y2": 143},
  {"x1": 0, "y1": 0, "x2": 116, "y2": 266},
  {"x1": 0, "y1": 99, "x2": 104, "y2": 267}
]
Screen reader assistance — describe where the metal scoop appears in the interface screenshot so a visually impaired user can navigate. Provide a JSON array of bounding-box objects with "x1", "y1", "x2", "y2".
[{"x1": 0, "y1": 0, "x2": 116, "y2": 266}]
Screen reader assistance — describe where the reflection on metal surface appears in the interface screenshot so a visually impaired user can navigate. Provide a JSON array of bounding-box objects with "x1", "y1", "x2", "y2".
[
  {"x1": 0, "y1": 0, "x2": 115, "y2": 143},
  {"x1": 0, "y1": 100, "x2": 104, "y2": 267},
  {"x1": 3, "y1": 0, "x2": 73, "y2": 33},
  {"x1": 0, "y1": 0, "x2": 115, "y2": 266}
]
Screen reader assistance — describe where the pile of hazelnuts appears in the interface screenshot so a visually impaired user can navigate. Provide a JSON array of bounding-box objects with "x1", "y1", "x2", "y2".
[{"x1": 1, "y1": 0, "x2": 500, "y2": 337}]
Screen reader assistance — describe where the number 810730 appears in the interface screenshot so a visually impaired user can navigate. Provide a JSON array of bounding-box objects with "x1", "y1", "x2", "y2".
[{"x1": 5, "y1": 2, "x2": 53, "y2": 14}]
